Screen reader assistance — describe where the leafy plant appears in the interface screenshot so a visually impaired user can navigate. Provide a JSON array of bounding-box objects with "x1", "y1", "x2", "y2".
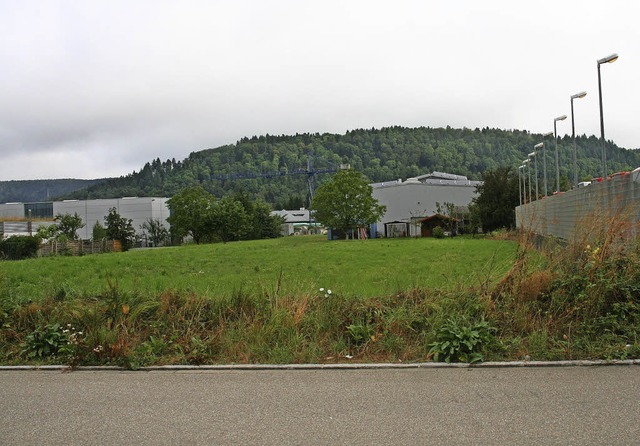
[
  {"x1": 432, "y1": 226, "x2": 445, "y2": 239},
  {"x1": 347, "y1": 321, "x2": 374, "y2": 346},
  {"x1": 428, "y1": 318, "x2": 496, "y2": 363},
  {"x1": 20, "y1": 323, "x2": 68, "y2": 359}
]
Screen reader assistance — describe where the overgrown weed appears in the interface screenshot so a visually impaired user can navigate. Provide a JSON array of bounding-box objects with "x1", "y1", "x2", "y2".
[{"x1": 491, "y1": 211, "x2": 640, "y2": 360}]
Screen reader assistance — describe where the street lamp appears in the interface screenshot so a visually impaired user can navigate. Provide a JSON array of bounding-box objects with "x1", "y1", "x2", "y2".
[
  {"x1": 541, "y1": 132, "x2": 553, "y2": 197},
  {"x1": 553, "y1": 115, "x2": 567, "y2": 193},
  {"x1": 570, "y1": 91, "x2": 587, "y2": 188},
  {"x1": 523, "y1": 159, "x2": 531, "y2": 203},
  {"x1": 528, "y1": 151, "x2": 538, "y2": 200},
  {"x1": 518, "y1": 165, "x2": 524, "y2": 206},
  {"x1": 597, "y1": 53, "x2": 618, "y2": 178},
  {"x1": 534, "y1": 142, "x2": 544, "y2": 195}
]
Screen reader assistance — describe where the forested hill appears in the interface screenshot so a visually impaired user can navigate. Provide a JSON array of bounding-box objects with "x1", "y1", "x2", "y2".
[
  {"x1": 0, "y1": 179, "x2": 105, "y2": 204},
  {"x1": 62, "y1": 126, "x2": 640, "y2": 209}
]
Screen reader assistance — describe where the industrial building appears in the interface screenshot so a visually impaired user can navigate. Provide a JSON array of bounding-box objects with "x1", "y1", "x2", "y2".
[
  {"x1": 1, "y1": 171, "x2": 481, "y2": 242},
  {"x1": 0, "y1": 197, "x2": 170, "y2": 240},
  {"x1": 371, "y1": 172, "x2": 481, "y2": 237}
]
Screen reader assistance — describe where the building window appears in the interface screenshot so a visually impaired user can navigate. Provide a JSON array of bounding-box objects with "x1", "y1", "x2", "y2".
[{"x1": 24, "y1": 202, "x2": 53, "y2": 219}]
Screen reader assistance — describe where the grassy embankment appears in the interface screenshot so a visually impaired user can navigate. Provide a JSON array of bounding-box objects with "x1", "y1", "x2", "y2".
[{"x1": 1, "y1": 233, "x2": 638, "y2": 367}]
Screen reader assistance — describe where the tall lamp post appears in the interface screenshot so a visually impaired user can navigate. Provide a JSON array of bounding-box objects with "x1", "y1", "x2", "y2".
[
  {"x1": 541, "y1": 132, "x2": 553, "y2": 196},
  {"x1": 518, "y1": 165, "x2": 524, "y2": 206},
  {"x1": 570, "y1": 91, "x2": 587, "y2": 188},
  {"x1": 597, "y1": 53, "x2": 618, "y2": 178},
  {"x1": 523, "y1": 159, "x2": 531, "y2": 203},
  {"x1": 534, "y1": 143, "x2": 544, "y2": 195},
  {"x1": 553, "y1": 115, "x2": 567, "y2": 193},
  {"x1": 528, "y1": 151, "x2": 538, "y2": 200}
]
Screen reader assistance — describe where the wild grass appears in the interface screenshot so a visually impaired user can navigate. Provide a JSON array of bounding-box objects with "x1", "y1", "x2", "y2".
[
  {"x1": 0, "y1": 235, "x2": 515, "y2": 302},
  {"x1": 1, "y1": 228, "x2": 638, "y2": 366},
  {"x1": 489, "y1": 215, "x2": 640, "y2": 361}
]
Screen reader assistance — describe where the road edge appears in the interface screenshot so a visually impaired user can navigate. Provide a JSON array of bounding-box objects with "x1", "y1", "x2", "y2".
[{"x1": 1, "y1": 359, "x2": 639, "y2": 371}]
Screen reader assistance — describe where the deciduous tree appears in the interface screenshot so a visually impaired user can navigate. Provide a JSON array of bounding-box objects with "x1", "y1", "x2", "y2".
[
  {"x1": 208, "y1": 196, "x2": 249, "y2": 243},
  {"x1": 167, "y1": 186, "x2": 215, "y2": 244},
  {"x1": 104, "y1": 207, "x2": 136, "y2": 250},
  {"x1": 54, "y1": 213, "x2": 85, "y2": 240},
  {"x1": 92, "y1": 221, "x2": 107, "y2": 240},
  {"x1": 141, "y1": 218, "x2": 170, "y2": 247},
  {"x1": 472, "y1": 166, "x2": 519, "y2": 232},
  {"x1": 310, "y1": 169, "x2": 385, "y2": 239}
]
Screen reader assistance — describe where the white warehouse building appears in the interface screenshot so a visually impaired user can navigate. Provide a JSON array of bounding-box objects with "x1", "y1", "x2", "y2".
[
  {"x1": 0, "y1": 197, "x2": 170, "y2": 240},
  {"x1": 371, "y1": 172, "x2": 481, "y2": 237}
]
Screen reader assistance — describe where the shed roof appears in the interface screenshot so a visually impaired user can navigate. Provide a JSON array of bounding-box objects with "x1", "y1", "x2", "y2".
[{"x1": 419, "y1": 213, "x2": 460, "y2": 223}]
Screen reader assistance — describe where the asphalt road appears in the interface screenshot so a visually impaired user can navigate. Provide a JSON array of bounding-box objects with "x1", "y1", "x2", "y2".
[{"x1": 1, "y1": 366, "x2": 639, "y2": 445}]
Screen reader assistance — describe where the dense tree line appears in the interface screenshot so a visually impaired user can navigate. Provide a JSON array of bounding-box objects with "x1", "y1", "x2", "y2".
[
  {"x1": 167, "y1": 186, "x2": 284, "y2": 244},
  {"x1": 23, "y1": 127, "x2": 640, "y2": 207}
]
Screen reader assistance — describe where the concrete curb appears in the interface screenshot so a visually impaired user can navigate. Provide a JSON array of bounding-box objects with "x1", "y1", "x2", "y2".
[{"x1": 1, "y1": 359, "x2": 639, "y2": 371}]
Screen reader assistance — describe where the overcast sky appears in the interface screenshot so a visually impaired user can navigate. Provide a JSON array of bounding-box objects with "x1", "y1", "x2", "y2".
[{"x1": 2, "y1": 1, "x2": 639, "y2": 181}]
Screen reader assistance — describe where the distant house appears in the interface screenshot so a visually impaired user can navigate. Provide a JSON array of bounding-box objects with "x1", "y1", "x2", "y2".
[
  {"x1": 271, "y1": 208, "x2": 322, "y2": 236},
  {"x1": 371, "y1": 172, "x2": 481, "y2": 237}
]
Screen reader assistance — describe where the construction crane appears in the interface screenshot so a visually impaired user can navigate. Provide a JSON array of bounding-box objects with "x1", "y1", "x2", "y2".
[{"x1": 209, "y1": 156, "x2": 347, "y2": 207}]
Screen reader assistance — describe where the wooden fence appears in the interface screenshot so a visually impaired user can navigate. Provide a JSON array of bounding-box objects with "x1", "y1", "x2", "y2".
[{"x1": 38, "y1": 239, "x2": 122, "y2": 257}]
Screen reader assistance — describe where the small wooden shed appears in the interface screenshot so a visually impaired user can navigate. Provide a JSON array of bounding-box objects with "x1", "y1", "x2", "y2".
[{"x1": 419, "y1": 214, "x2": 459, "y2": 237}]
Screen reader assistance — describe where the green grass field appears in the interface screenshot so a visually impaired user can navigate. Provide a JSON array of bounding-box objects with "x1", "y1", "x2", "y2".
[{"x1": 1, "y1": 235, "x2": 516, "y2": 302}]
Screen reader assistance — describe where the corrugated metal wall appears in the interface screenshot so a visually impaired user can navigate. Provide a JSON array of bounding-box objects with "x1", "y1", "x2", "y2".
[{"x1": 516, "y1": 168, "x2": 640, "y2": 242}]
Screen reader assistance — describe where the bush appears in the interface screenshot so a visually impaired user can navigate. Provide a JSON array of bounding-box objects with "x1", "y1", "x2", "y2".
[
  {"x1": 0, "y1": 236, "x2": 40, "y2": 260},
  {"x1": 432, "y1": 226, "x2": 445, "y2": 239}
]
